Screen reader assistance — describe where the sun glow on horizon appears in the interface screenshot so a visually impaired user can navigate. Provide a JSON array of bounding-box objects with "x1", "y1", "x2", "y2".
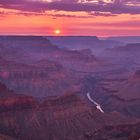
[{"x1": 54, "y1": 29, "x2": 61, "y2": 35}]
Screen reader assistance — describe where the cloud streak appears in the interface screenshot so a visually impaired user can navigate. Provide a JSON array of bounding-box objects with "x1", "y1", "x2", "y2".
[{"x1": 0, "y1": 0, "x2": 140, "y2": 15}]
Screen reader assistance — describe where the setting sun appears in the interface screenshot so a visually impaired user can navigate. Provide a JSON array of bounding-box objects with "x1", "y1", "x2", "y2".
[{"x1": 54, "y1": 29, "x2": 61, "y2": 35}]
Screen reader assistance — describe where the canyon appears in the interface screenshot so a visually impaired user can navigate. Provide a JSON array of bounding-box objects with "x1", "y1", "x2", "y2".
[{"x1": 0, "y1": 36, "x2": 140, "y2": 139}]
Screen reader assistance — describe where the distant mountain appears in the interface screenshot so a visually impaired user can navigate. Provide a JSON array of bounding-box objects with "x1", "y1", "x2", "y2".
[
  {"x1": 107, "y1": 36, "x2": 140, "y2": 44},
  {"x1": 107, "y1": 43, "x2": 140, "y2": 52},
  {"x1": 47, "y1": 36, "x2": 122, "y2": 51},
  {"x1": 0, "y1": 36, "x2": 97, "y2": 67},
  {"x1": 106, "y1": 43, "x2": 140, "y2": 60},
  {"x1": 0, "y1": 36, "x2": 58, "y2": 52}
]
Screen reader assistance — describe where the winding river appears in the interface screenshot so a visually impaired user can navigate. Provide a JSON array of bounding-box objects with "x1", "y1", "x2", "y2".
[{"x1": 87, "y1": 92, "x2": 104, "y2": 113}]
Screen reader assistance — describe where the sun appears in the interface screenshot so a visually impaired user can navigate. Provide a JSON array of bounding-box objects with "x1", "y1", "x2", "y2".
[{"x1": 54, "y1": 29, "x2": 61, "y2": 35}]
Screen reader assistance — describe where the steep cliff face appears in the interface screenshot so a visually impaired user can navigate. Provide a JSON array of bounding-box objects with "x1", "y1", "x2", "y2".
[
  {"x1": 0, "y1": 82, "x2": 14, "y2": 98},
  {"x1": 101, "y1": 95, "x2": 140, "y2": 118},
  {"x1": 0, "y1": 36, "x2": 58, "y2": 52},
  {"x1": 0, "y1": 56, "x2": 82, "y2": 97},
  {"x1": 117, "y1": 71, "x2": 140, "y2": 100},
  {"x1": 92, "y1": 70, "x2": 140, "y2": 118},
  {"x1": 0, "y1": 36, "x2": 59, "y2": 64},
  {"x1": 0, "y1": 81, "x2": 37, "y2": 111}
]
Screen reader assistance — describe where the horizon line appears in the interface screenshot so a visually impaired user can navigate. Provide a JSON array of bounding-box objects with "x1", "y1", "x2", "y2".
[{"x1": 0, "y1": 34, "x2": 140, "y2": 38}]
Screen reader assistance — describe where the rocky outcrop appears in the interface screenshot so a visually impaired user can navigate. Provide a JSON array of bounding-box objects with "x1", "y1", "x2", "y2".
[
  {"x1": 92, "y1": 122, "x2": 140, "y2": 140},
  {"x1": 0, "y1": 91, "x2": 138, "y2": 140},
  {"x1": 0, "y1": 134, "x2": 18, "y2": 140}
]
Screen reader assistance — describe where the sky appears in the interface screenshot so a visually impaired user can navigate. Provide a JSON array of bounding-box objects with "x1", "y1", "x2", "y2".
[{"x1": 0, "y1": 0, "x2": 140, "y2": 36}]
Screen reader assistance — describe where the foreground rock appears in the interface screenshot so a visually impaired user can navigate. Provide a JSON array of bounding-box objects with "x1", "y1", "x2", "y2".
[{"x1": 0, "y1": 83, "x2": 139, "y2": 140}]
